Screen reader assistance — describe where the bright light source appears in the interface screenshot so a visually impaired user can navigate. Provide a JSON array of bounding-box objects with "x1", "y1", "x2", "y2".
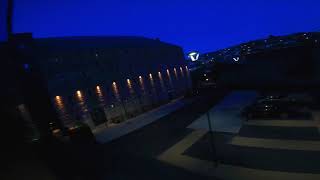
[
  {"x1": 96, "y1": 86, "x2": 101, "y2": 90},
  {"x1": 139, "y1": 76, "x2": 142, "y2": 79},
  {"x1": 149, "y1": 73, "x2": 153, "y2": 78},
  {"x1": 204, "y1": 74, "x2": 207, "y2": 77},
  {"x1": 127, "y1": 79, "x2": 131, "y2": 83},
  {"x1": 188, "y1": 51, "x2": 200, "y2": 61},
  {"x1": 55, "y1": 96, "x2": 61, "y2": 100},
  {"x1": 233, "y1": 57, "x2": 240, "y2": 62},
  {"x1": 76, "y1": 90, "x2": 82, "y2": 98},
  {"x1": 112, "y1": 81, "x2": 116, "y2": 85},
  {"x1": 205, "y1": 78, "x2": 209, "y2": 81}
]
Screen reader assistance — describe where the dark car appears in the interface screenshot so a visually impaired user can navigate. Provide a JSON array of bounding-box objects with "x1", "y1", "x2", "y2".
[
  {"x1": 241, "y1": 101, "x2": 290, "y2": 119},
  {"x1": 242, "y1": 98, "x2": 312, "y2": 120}
]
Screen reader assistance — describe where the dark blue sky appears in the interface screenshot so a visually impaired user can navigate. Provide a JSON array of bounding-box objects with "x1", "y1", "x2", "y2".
[{"x1": 2, "y1": 0, "x2": 320, "y2": 52}]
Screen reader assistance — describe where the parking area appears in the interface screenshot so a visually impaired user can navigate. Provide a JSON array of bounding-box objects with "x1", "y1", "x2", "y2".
[{"x1": 159, "y1": 90, "x2": 320, "y2": 180}]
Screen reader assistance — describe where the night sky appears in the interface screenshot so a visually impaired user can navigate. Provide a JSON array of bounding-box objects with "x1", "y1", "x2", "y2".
[{"x1": 1, "y1": 0, "x2": 320, "y2": 53}]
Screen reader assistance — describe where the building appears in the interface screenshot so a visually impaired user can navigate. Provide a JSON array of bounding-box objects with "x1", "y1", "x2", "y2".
[{"x1": 10, "y1": 34, "x2": 191, "y2": 132}]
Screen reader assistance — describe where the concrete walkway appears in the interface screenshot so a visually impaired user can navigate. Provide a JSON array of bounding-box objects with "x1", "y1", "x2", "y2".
[
  {"x1": 158, "y1": 91, "x2": 320, "y2": 180},
  {"x1": 188, "y1": 91, "x2": 258, "y2": 133},
  {"x1": 94, "y1": 97, "x2": 195, "y2": 143},
  {"x1": 158, "y1": 128, "x2": 320, "y2": 180}
]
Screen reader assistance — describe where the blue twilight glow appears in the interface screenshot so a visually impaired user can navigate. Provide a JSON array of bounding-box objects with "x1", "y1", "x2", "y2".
[
  {"x1": 2, "y1": 0, "x2": 320, "y2": 52},
  {"x1": 0, "y1": 0, "x2": 8, "y2": 41}
]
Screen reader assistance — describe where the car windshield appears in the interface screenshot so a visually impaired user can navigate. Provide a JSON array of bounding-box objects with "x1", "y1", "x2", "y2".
[{"x1": 2, "y1": 1, "x2": 320, "y2": 180}]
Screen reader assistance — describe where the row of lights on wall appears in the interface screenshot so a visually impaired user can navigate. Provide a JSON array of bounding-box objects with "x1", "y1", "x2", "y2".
[{"x1": 55, "y1": 66, "x2": 188, "y2": 101}]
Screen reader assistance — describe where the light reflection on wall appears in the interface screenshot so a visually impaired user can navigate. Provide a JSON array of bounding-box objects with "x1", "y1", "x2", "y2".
[
  {"x1": 149, "y1": 73, "x2": 157, "y2": 97},
  {"x1": 76, "y1": 90, "x2": 88, "y2": 113},
  {"x1": 180, "y1": 67, "x2": 185, "y2": 77},
  {"x1": 173, "y1": 67, "x2": 178, "y2": 80},
  {"x1": 126, "y1": 78, "x2": 135, "y2": 95},
  {"x1": 55, "y1": 96, "x2": 64, "y2": 108},
  {"x1": 149, "y1": 73, "x2": 155, "y2": 88},
  {"x1": 96, "y1": 85, "x2": 106, "y2": 107},
  {"x1": 138, "y1": 76, "x2": 146, "y2": 93},
  {"x1": 166, "y1": 69, "x2": 173, "y2": 89},
  {"x1": 54, "y1": 96, "x2": 67, "y2": 125},
  {"x1": 112, "y1": 81, "x2": 121, "y2": 101},
  {"x1": 158, "y1": 71, "x2": 166, "y2": 92}
]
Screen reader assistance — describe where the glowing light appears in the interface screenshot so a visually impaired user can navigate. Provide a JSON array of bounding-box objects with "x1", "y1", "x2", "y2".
[
  {"x1": 204, "y1": 74, "x2": 207, "y2": 77},
  {"x1": 188, "y1": 51, "x2": 200, "y2": 61},
  {"x1": 96, "y1": 85, "x2": 101, "y2": 90},
  {"x1": 180, "y1": 67, "x2": 185, "y2": 77},
  {"x1": 149, "y1": 73, "x2": 153, "y2": 79},
  {"x1": 126, "y1": 78, "x2": 134, "y2": 94},
  {"x1": 233, "y1": 57, "x2": 240, "y2": 62},
  {"x1": 55, "y1": 96, "x2": 64, "y2": 107},
  {"x1": 139, "y1": 75, "x2": 145, "y2": 92},
  {"x1": 76, "y1": 90, "x2": 82, "y2": 98},
  {"x1": 173, "y1": 68, "x2": 178, "y2": 79},
  {"x1": 158, "y1": 71, "x2": 165, "y2": 91},
  {"x1": 112, "y1": 81, "x2": 121, "y2": 101},
  {"x1": 206, "y1": 78, "x2": 209, "y2": 81}
]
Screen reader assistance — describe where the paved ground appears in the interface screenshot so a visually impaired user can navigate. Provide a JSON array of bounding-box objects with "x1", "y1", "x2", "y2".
[
  {"x1": 8, "y1": 89, "x2": 320, "y2": 180},
  {"x1": 158, "y1": 91, "x2": 320, "y2": 180},
  {"x1": 101, "y1": 89, "x2": 228, "y2": 180},
  {"x1": 94, "y1": 97, "x2": 194, "y2": 143},
  {"x1": 188, "y1": 91, "x2": 258, "y2": 133}
]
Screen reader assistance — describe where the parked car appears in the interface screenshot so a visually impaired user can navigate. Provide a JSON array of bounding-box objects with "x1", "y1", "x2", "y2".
[{"x1": 241, "y1": 101, "x2": 291, "y2": 119}]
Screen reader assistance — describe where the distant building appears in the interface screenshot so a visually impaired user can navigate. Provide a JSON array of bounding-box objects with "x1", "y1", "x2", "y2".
[{"x1": 9, "y1": 34, "x2": 191, "y2": 131}]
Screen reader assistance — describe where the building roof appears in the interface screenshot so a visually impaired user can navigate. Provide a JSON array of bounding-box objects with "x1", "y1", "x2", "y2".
[{"x1": 32, "y1": 36, "x2": 180, "y2": 49}]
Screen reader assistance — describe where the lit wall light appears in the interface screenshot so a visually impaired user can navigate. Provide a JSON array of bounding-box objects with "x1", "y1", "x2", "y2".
[
  {"x1": 206, "y1": 78, "x2": 209, "y2": 81},
  {"x1": 96, "y1": 85, "x2": 101, "y2": 90},
  {"x1": 139, "y1": 76, "x2": 142, "y2": 79},
  {"x1": 149, "y1": 73, "x2": 153, "y2": 79},
  {"x1": 112, "y1": 81, "x2": 116, "y2": 85},
  {"x1": 76, "y1": 90, "x2": 82, "y2": 98},
  {"x1": 55, "y1": 96, "x2": 61, "y2": 100},
  {"x1": 127, "y1": 79, "x2": 131, "y2": 83}
]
